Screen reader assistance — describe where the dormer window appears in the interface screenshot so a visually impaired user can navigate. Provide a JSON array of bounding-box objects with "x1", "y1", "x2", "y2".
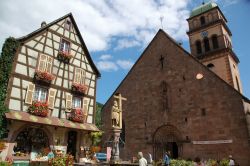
[
  {"x1": 200, "y1": 16, "x2": 206, "y2": 25},
  {"x1": 60, "y1": 39, "x2": 70, "y2": 53},
  {"x1": 64, "y1": 19, "x2": 71, "y2": 30}
]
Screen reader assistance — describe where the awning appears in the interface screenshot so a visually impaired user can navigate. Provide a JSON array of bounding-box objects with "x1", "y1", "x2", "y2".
[{"x1": 5, "y1": 111, "x2": 99, "y2": 132}]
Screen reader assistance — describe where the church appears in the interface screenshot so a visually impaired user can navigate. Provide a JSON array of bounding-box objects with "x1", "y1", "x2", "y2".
[{"x1": 101, "y1": 2, "x2": 250, "y2": 165}]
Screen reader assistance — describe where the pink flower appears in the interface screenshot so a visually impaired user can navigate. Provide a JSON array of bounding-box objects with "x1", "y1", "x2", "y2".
[{"x1": 35, "y1": 70, "x2": 55, "y2": 81}]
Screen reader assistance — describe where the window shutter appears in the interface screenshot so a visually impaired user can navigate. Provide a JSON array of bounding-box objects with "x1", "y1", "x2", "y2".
[
  {"x1": 46, "y1": 56, "x2": 53, "y2": 73},
  {"x1": 38, "y1": 54, "x2": 47, "y2": 71},
  {"x1": 80, "y1": 70, "x2": 86, "y2": 85},
  {"x1": 48, "y1": 88, "x2": 57, "y2": 109},
  {"x1": 65, "y1": 93, "x2": 73, "y2": 111},
  {"x1": 25, "y1": 83, "x2": 35, "y2": 104},
  {"x1": 82, "y1": 98, "x2": 89, "y2": 117},
  {"x1": 74, "y1": 68, "x2": 81, "y2": 84}
]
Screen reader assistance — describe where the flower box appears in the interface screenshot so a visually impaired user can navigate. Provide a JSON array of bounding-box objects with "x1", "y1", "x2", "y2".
[
  {"x1": 68, "y1": 108, "x2": 86, "y2": 123},
  {"x1": 57, "y1": 51, "x2": 72, "y2": 63},
  {"x1": 35, "y1": 70, "x2": 55, "y2": 83},
  {"x1": 71, "y1": 83, "x2": 88, "y2": 94},
  {"x1": 28, "y1": 101, "x2": 49, "y2": 117}
]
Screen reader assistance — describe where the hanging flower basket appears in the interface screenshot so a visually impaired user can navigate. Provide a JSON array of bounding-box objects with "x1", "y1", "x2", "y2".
[
  {"x1": 35, "y1": 70, "x2": 55, "y2": 83},
  {"x1": 68, "y1": 108, "x2": 86, "y2": 123},
  {"x1": 71, "y1": 83, "x2": 88, "y2": 94},
  {"x1": 57, "y1": 51, "x2": 72, "y2": 63},
  {"x1": 28, "y1": 101, "x2": 49, "y2": 117}
]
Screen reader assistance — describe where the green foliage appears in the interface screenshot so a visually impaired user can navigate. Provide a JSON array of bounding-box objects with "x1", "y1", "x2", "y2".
[
  {"x1": 0, "y1": 162, "x2": 11, "y2": 166},
  {"x1": 0, "y1": 37, "x2": 19, "y2": 138},
  {"x1": 49, "y1": 154, "x2": 74, "y2": 166},
  {"x1": 207, "y1": 159, "x2": 217, "y2": 166},
  {"x1": 170, "y1": 159, "x2": 194, "y2": 166},
  {"x1": 90, "y1": 131, "x2": 103, "y2": 146},
  {"x1": 219, "y1": 159, "x2": 229, "y2": 166},
  {"x1": 95, "y1": 102, "x2": 103, "y2": 128}
]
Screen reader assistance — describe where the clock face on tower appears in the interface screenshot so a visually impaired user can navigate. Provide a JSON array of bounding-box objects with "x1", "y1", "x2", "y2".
[{"x1": 201, "y1": 31, "x2": 208, "y2": 38}]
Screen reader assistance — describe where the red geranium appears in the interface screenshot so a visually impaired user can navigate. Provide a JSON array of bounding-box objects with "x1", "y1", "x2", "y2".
[
  {"x1": 58, "y1": 51, "x2": 73, "y2": 60},
  {"x1": 69, "y1": 108, "x2": 87, "y2": 123},
  {"x1": 35, "y1": 70, "x2": 55, "y2": 82},
  {"x1": 28, "y1": 101, "x2": 49, "y2": 117},
  {"x1": 72, "y1": 83, "x2": 88, "y2": 94}
]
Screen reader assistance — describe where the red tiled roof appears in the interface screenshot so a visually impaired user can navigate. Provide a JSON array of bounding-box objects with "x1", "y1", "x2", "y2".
[{"x1": 5, "y1": 111, "x2": 99, "y2": 132}]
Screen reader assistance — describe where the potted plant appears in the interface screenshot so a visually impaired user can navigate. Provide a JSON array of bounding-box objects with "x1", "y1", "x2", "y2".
[
  {"x1": 0, "y1": 140, "x2": 6, "y2": 153},
  {"x1": 71, "y1": 83, "x2": 88, "y2": 94},
  {"x1": 28, "y1": 101, "x2": 49, "y2": 117},
  {"x1": 57, "y1": 51, "x2": 72, "y2": 63},
  {"x1": 90, "y1": 132, "x2": 102, "y2": 153},
  {"x1": 48, "y1": 154, "x2": 74, "y2": 166},
  {"x1": 34, "y1": 70, "x2": 55, "y2": 83},
  {"x1": 68, "y1": 108, "x2": 86, "y2": 123}
]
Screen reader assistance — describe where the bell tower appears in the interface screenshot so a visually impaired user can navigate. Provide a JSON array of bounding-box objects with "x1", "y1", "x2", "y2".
[{"x1": 187, "y1": 2, "x2": 242, "y2": 93}]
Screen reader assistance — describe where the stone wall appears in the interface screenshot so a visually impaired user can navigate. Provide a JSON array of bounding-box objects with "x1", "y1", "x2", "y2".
[{"x1": 101, "y1": 30, "x2": 250, "y2": 166}]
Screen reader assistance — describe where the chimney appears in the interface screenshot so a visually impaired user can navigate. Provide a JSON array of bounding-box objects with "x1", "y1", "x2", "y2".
[{"x1": 41, "y1": 21, "x2": 47, "y2": 27}]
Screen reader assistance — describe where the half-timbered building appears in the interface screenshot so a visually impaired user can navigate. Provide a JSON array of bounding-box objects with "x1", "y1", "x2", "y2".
[{"x1": 2, "y1": 13, "x2": 100, "y2": 161}]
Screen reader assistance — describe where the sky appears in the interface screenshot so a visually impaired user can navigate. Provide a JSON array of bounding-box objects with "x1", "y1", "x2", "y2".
[{"x1": 0, "y1": 0, "x2": 249, "y2": 104}]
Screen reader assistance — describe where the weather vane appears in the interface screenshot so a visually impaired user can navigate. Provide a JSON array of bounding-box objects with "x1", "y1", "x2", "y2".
[{"x1": 160, "y1": 16, "x2": 164, "y2": 29}]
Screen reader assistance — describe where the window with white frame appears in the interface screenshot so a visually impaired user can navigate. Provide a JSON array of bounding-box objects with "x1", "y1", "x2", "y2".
[
  {"x1": 33, "y1": 86, "x2": 48, "y2": 102},
  {"x1": 72, "y1": 96, "x2": 82, "y2": 109},
  {"x1": 59, "y1": 39, "x2": 70, "y2": 53}
]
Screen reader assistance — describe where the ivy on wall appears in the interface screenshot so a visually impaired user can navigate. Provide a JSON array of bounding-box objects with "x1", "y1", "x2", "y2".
[{"x1": 0, "y1": 37, "x2": 19, "y2": 138}]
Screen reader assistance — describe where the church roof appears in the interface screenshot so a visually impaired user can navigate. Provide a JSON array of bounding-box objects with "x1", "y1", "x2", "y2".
[
  {"x1": 190, "y1": 2, "x2": 218, "y2": 18},
  {"x1": 102, "y1": 29, "x2": 249, "y2": 107},
  {"x1": 17, "y1": 13, "x2": 101, "y2": 78}
]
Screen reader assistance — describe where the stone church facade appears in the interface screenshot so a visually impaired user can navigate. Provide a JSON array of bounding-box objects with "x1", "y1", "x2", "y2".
[{"x1": 101, "y1": 3, "x2": 250, "y2": 165}]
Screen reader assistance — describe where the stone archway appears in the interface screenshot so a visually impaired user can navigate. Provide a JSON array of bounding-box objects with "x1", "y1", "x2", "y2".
[{"x1": 152, "y1": 124, "x2": 182, "y2": 160}]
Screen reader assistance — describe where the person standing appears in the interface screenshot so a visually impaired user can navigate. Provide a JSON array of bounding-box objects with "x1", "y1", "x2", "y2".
[
  {"x1": 148, "y1": 152, "x2": 153, "y2": 164},
  {"x1": 229, "y1": 155, "x2": 235, "y2": 166},
  {"x1": 138, "y1": 152, "x2": 147, "y2": 166},
  {"x1": 163, "y1": 151, "x2": 170, "y2": 166}
]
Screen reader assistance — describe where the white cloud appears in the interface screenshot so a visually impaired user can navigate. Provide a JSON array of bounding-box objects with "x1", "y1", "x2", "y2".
[
  {"x1": 0, "y1": 0, "x2": 191, "y2": 52},
  {"x1": 116, "y1": 60, "x2": 134, "y2": 70},
  {"x1": 115, "y1": 39, "x2": 141, "y2": 50},
  {"x1": 99, "y1": 54, "x2": 112, "y2": 60},
  {"x1": 96, "y1": 61, "x2": 118, "y2": 72}
]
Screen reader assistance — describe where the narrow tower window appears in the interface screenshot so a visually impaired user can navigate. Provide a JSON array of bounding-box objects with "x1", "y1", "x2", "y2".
[
  {"x1": 203, "y1": 37, "x2": 210, "y2": 52},
  {"x1": 200, "y1": 16, "x2": 206, "y2": 25},
  {"x1": 212, "y1": 35, "x2": 219, "y2": 49},
  {"x1": 195, "y1": 40, "x2": 202, "y2": 54}
]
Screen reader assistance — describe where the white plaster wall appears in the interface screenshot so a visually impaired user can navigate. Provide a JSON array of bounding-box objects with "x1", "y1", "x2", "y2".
[
  {"x1": 11, "y1": 87, "x2": 21, "y2": 98},
  {"x1": 13, "y1": 77, "x2": 20, "y2": 87},
  {"x1": 9, "y1": 99, "x2": 21, "y2": 111},
  {"x1": 87, "y1": 116, "x2": 93, "y2": 123},
  {"x1": 15, "y1": 63, "x2": 27, "y2": 76}
]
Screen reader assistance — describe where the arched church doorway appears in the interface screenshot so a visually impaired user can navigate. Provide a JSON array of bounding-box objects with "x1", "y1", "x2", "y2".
[
  {"x1": 152, "y1": 125, "x2": 182, "y2": 160},
  {"x1": 14, "y1": 127, "x2": 50, "y2": 155}
]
